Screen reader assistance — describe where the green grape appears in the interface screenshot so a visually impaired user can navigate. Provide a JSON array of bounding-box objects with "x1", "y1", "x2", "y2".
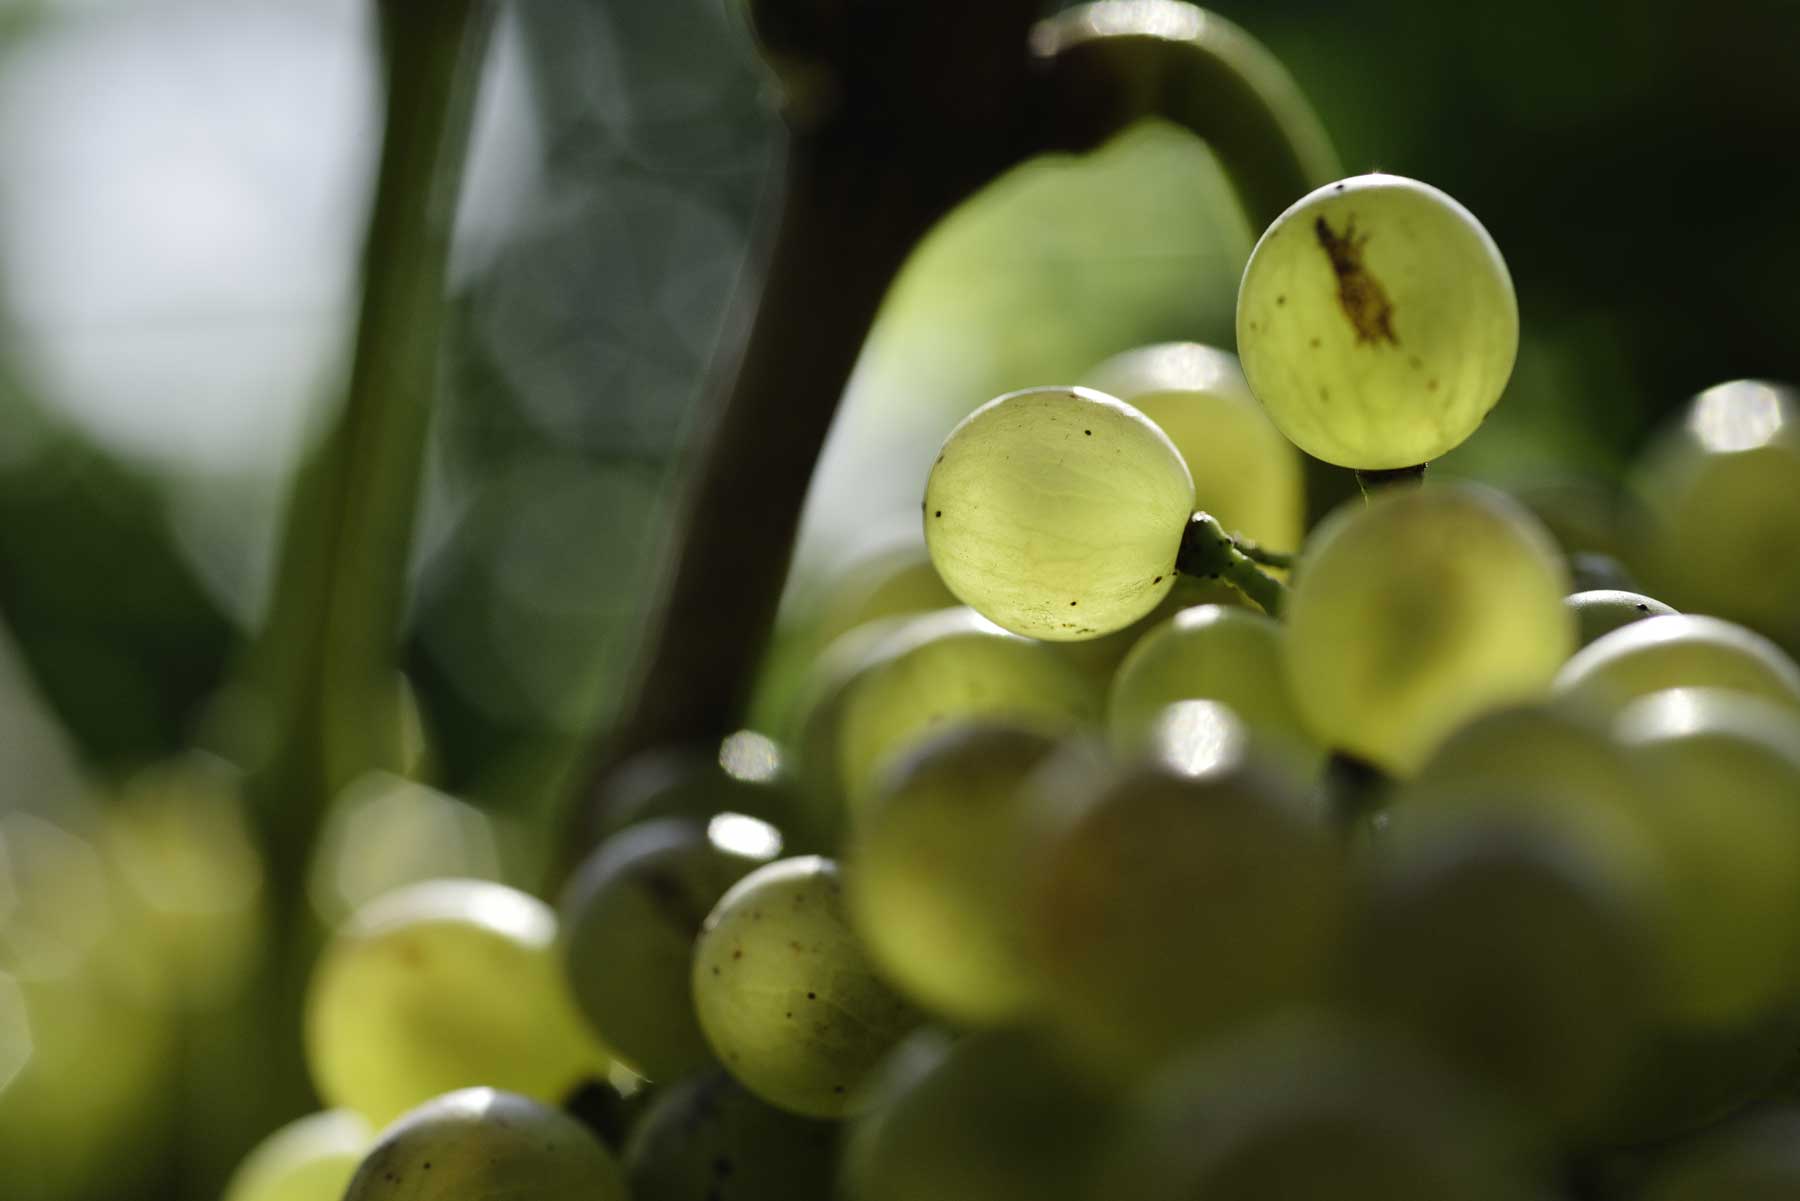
[
  {"x1": 1631, "y1": 380, "x2": 1800, "y2": 649},
  {"x1": 1108, "y1": 603, "x2": 1319, "y2": 774},
  {"x1": 305, "y1": 879, "x2": 611, "y2": 1127},
  {"x1": 1554, "y1": 614, "x2": 1800, "y2": 717},
  {"x1": 1284, "y1": 484, "x2": 1573, "y2": 774},
  {"x1": 343, "y1": 1088, "x2": 626, "y2": 1201},
  {"x1": 1639, "y1": 1107, "x2": 1800, "y2": 1201},
  {"x1": 834, "y1": 607, "x2": 1099, "y2": 811},
  {"x1": 842, "y1": 1026, "x2": 1116, "y2": 1201},
  {"x1": 1347, "y1": 814, "x2": 1656, "y2": 1137},
  {"x1": 923, "y1": 386, "x2": 1195, "y2": 640},
  {"x1": 587, "y1": 731, "x2": 800, "y2": 849},
  {"x1": 624, "y1": 1069, "x2": 838, "y2": 1201},
  {"x1": 1567, "y1": 589, "x2": 1677, "y2": 647},
  {"x1": 812, "y1": 538, "x2": 960, "y2": 648},
  {"x1": 1236, "y1": 173, "x2": 1518, "y2": 469},
  {"x1": 560, "y1": 816, "x2": 783, "y2": 1082},
  {"x1": 847, "y1": 723, "x2": 1058, "y2": 1024},
  {"x1": 1613, "y1": 688, "x2": 1800, "y2": 1024},
  {"x1": 1104, "y1": 1017, "x2": 1529, "y2": 1201},
  {"x1": 223, "y1": 1110, "x2": 374, "y2": 1201},
  {"x1": 1083, "y1": 341, "x2": 1305, "y2": 553},
  {"x1": 1021, "y1": 756, "x2": 1343, "y2": 1078},
  {"x1": 692, "y1": 857, "x2": 921, "y2": 1117}
]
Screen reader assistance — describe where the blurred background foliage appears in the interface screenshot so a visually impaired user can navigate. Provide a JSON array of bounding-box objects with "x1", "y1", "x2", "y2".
[{"x1": 0, "y1": 0, "x2": 1798, "y2": 1197}]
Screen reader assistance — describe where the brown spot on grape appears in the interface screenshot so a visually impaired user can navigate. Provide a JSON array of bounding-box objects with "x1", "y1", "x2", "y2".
[
  {"x1": 1069, "y1": 600, "x2": 1077, "y2": 606},
  {"x1": 807, "y1": 992, "x2": 816, "y2": 1000},
  {"x1": 934, "y1": 510, "x2": 941, "y2": 517},
  {"x1": 1276, "y1": 295, "x2": 1286, "y2": 306},
  {"x1": 1426, "y1": 378, "x2": 1438, "y2": 392},
  {"x1": 1314, "y1": 216, "x2": 1398, "y2": 346},
  {"x1": 1310, "y1": 337, "x2": 1321, "y2": 349},
  {"x1": 1153, "y1": 576, "x2": 1163, "y2": 584},
  {"x1": 732, "y1": 949, "x2": 742, "y2": 959}
]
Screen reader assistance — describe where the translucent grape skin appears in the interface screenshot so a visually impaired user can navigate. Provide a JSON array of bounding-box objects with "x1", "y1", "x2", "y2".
[
  {"x1": 923, "y1": 386, "x2": 1195, "y2": 641},
  {"x1": 692, "y1": 857, "x2": 921, "y2": 1118},
  {"x1": 1284, "y1": 484, "x2": 1574, "y2": 774},
  {"x1": 1566, "y1": 589, "x2": 1677, "y2": 647},
  {"x1": 624, "y1": 1069, "x2": 838, "y2": 1201},
  {"x1": 222, "y1": 1110, "x2": 374, "y2": 1201},
  {"x1": 1236, "y1": 173, "x2": 1518, "y2": 469},
  {"x1": 560, "y1": 816, "x2": 783, "y2": 1082},
  {"x1": 1082, "y1": 341, "x2": 1305, "y2": 554},
  {"x1": 847, "y1": 722, "x2": 1059, "y2": 1024},
  {"x1": 1554, "y1": 613, "x2": 1800, "y2": 718},
  {"x1": 305, "y1": 879, "x2": 611, "y2": 1127},
  {"x1": 342, "y1": 1088, "x2": 626, "y2": 1201}
]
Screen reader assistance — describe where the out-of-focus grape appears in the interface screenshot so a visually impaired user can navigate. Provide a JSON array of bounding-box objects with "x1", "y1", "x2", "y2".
[
  {"x1": 560, "y1": 815, "x2": 781, "y2": 1081},
  {"x1": 342, "y1": 1088, "x2": 626, "y2": 1201},
  {"x1": 222, "y1": 1109, "x2": 374, "y2": 1201},
  {"x1": 305, "y1": 879, "x2": 611, "y2": 1127},
  {"x1": 1284, "y1": 484, "x2": 1573, "y2": 773},
  {"x1": 691, "y1": 857, "x2": 920, "y2": 1117},
  {"x1": 1555, "y1": 614, "x2": 1800, "y2": 718},
  {"x1": 587, "y1": 731, "x2": 800, "y2": 847},
  {"x1": 624, "y1": 1068, "x2": 838, "y2": 1201},
  {"x1": 847, "y1": 723, "x2": 1057, "y2": 1024},
  {"x1": 1083, "y1": 341, "x2": 1304, "y2": 554},
  {"x1": 924, "y1": 386, "x2": 1195, "y2": 640},
  {"x1": 1567, "y1": 589, "x2": 1677, "y2": 647}
]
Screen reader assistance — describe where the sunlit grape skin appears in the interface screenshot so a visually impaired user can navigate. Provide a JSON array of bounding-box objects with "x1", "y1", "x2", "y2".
[
  {"x1": 1236, "y1": 174, "x2": 1518, "y2": 469},
  {"x1": 342, "y1": 1089, "x2": 626, "y2": 1201},
  {"x1": 923, "y1": 386, "x2": 1194, "y2": 641},
  {"x1": 1554, "y1": 614, "x2": 1800, "y2": 718},
  {"x1": 222, "y1": 1110, "x2": 373, "y2": 1201},
  {"x1": 1284, "y1": 484, "x2": 1573, "y2": 774},
  {"x1": 692, "y1": 857, "x2": 920, "y2": 1118}
]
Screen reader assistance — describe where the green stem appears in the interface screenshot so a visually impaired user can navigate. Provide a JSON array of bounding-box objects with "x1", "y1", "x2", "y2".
[
  {"x1": 247, "y1": 0, "x2": 494, "y2": 889},
  {"x1": 1176, "y1": 511, "x2": 1288, "y2": 616},
  {"x1": 1230, "y1": 535, "x2": 1295, "y2": 570}
]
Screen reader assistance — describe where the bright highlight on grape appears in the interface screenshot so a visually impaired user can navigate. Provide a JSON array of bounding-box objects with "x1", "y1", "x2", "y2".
[{"x1": 1236, "y1": 173, "x2": 1518, "y2": 469}]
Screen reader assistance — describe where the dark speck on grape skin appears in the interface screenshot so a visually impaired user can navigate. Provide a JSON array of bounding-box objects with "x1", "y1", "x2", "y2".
[
  {"x1": 1636, "y1": 603, "x2": 1649, "y2": 611},
  {"x1": 1084, "y1": 429, "x2": 1091, "y2": 436},
  {"x1": 934, "y1": 510, "x2": 941, "y2": 518},
  {"x1": 807, "y1": 992, "x2": 816, "y2": 1000},
  {"x1": 1153, "y1": 576, "x2": 1162, "y2": 584},
  {"x1": 1276, "y1": 295, "x2": 1286, "y2": 306},
  {"x1": 1310, "y1": 337, "x2": 1321, "y2": 349}
]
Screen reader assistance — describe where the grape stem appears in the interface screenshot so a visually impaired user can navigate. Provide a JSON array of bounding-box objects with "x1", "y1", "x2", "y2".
[
  {"x1": 1228, "y1": 535, "x2": 1295, "y2": 570},
  {"x1": 1176, "y1": 512, "x2": 1289, "y2": 616},
  {"x1": 1354, "y1": 462, "x2": 1429, "y2": 498}
]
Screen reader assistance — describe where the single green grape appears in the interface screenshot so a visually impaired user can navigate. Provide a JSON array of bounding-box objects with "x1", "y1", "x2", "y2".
[
  {"x1": 1021, "y1": 756, "x2": 1343, "y2": 1078},
  {"x1": 305, "y1": 879, "x2": 611, "y2": 1127},
  {"x1": 923, "y1": 386, "x2": 1195, "y2": 641},
  {"x1": 1554, "y1": 613, "x2": 1800, "y2": 717},
  {"x1": 847, "y1": 722, "x2": 1058, "y2": 1024},
  {"x1": 692, "y1": 857, "x2": 921, "y2": 1118},
  {"x1": 841, "y1": 1026, "x2": 1116, "y2": 1201},
  {"x1": 1631, "y1": 380, "x2": 1800, "y2": 649},
  {"x1": 1083, "y1": 342, "x2": 1304, "y2": 553},
  {"x1": 1284, "y1": 484, "x2": 1573, "y2": 774},
  {"x1": 834, "y1": 607, "x2": 1098, "y2": 811},
  {"x1": 1108, "y1": 603, "x2": 1319, "y2": 774},
  {"x1": 1613, "y1": 688, "x2": 1800, "y2": 1024},
  {"x1": 1567, "y1": 589, "x2": 1677, "y2": 647},
  {"x1": 1236, "y1": 173, "x2": 1518, "y2": 469},
  {"x1": 1103, "y1": 1017, "x2": 1528, "y2": 1201},
  {"x1": 343, "y1": 1088, "x2": 626, "y2": 1201},
  {"x1": 1347, "y1": 814, "x2": 1656, "y2": 1137},
  {"x1": 560, "y1": 816, "x2": 783, "y2": 1082},
  {"x1": 222, "y1": 1110, "x2": 374, "y2": 1201},
  {"x1": 624, "y1": 1069, "x2": 838, "y2": 1201}
]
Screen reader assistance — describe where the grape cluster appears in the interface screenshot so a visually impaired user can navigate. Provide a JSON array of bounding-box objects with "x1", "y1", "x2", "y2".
[{"x1": 216, "y1": 174, "x2": 1800, "y2": 1201}]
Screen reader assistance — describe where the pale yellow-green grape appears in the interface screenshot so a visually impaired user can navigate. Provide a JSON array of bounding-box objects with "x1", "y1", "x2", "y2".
[
  {"x1": 343, "y1": 1088, "x2": 627, "y2": 1201},
  {"x1": 222, "y1": 1110, "x2": 374, "y2": 1201},
  {"x1": 1613, "y1": 689, "x2": 1800, "y2": 1025},
  {"x1": 842, "y1": 1026, "x2": 1116, "y2": 1201},
  {"x1": 305, "y1": 879, "x2": 612, "y2": 1127},
  {"x1": 1236, "y1": 173, "x2": 1518, "y2": 469},
  {"x1": 101, "y1": 754, "x2": 266, "y2": 1011},
  {"x1": 847, "y1": 723, "x2": 1058, "y2": 1024},
  {"x1": 1554, "y1": 614, "x2": 1800, "y2": 718},
  {"x1": 1104, "y1": 1017, "x2": 1529, "y2": 1201},
  {"x1": 1631, "y1": 380, "x2": 1800, "y2": 649},
  {"x1": 834, "y1": 607, "x2": 1099, "y2": 812},
  {"x1": 1083, "y1": 342, "x2": 1304, "y2": 552},
  {"x1": 692, "y1": 857, "x2": 921, "y2": 1117},
  {"x1": 1284, "y1": 484, "x2": 1574, "y2": 774},
  {"x1": 1567, "y1": 589, "x2": 1677, "y2": 647},
  {"x1": 624, "y1": 1069, "x2": 838, "y2": 1201},
  {"x1": 560, "y1": 816, "x2": 782, "y2": 1081},
  {"x1": 1021, "y1": 757, "x2": 1343, "y2": 1079},
  {"x1": 1109, "y1": 604, "x2": 1319, "y2": 772},
  {"x1": 923, "y1": 386, "x2": 1194, "y2": 640},
  {"x1": 1346, "y1": 813, "x2": 1657, "y2": 1137}
]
